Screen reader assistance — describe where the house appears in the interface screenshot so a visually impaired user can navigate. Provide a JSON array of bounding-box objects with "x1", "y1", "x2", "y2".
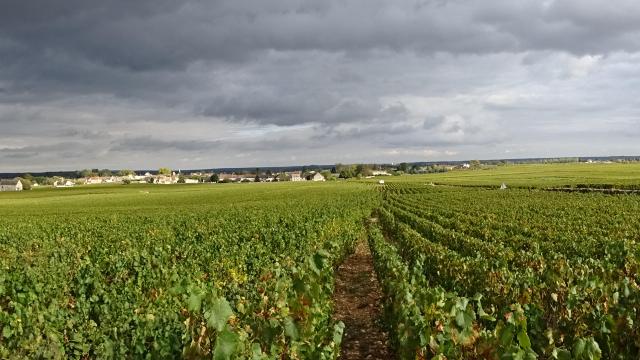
[
  {"x1": 372, "y1": 170, "x2": 390, "y2": 176},
  {"x1": 218, "y1": 173, "x2": 238, "y2": 182},
  {"x1": 86, "y1": 177, "x2": 103, "y2": 184},
  {"x1": 289, "y1": 171, "x2": 303, "y2": 181},
  {"x1": 184, "y1": 178, "x2": 199, "y2": 184},
  {"x1": 54, "y1": 180, "x2": 75, "y2": 188},
  {"x1": 306, "y1": 172, "x2": 325, "y2": 182},
  {"x1": 154, "y1": 175, "x2": 176, "y2": 184},
  {"x1": 0, "y1": 179, "x2": 23, "y2": 192}
]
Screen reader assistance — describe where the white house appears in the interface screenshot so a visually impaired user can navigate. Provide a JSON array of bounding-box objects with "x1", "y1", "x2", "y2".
[
  {"x1": 0, "y1": 179, "x2": 23, "y2": 192},
  {"x1": 86, "y1": 177, "x2": 103, "y2": 184},
  {"x1": 306, "y1": 172, "x2": 325, "y2": 182},
  {"x1": 155, "y1": 174, "x2": 177, "y2": 184},
  {"x1": 184, "y1": 178, "x2": 199, "y2": 184},
  {"x1": 54, "y1": 180, "x2": 75, "y2": 188},
  {"x1": 372, "y1": 170, "x2": 390, "y2": 176},
  {"x1": 289, "y1": 171, "x2": 303, "y2": 181}
]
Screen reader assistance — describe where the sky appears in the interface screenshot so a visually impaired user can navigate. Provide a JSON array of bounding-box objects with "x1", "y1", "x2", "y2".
[{"x1": 1, "y1": 0, "x2": 640, "y2": 172}]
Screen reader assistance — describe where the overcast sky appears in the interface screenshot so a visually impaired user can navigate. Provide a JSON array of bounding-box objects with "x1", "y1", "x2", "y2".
[{"x1": 1, "y1": 0, "x2": 640, "y2": 172}]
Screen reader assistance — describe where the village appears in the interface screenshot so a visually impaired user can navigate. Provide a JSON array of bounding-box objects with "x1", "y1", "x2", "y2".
[{"x1": 0, "y1": 161, "x2": 496, "y2": 192}]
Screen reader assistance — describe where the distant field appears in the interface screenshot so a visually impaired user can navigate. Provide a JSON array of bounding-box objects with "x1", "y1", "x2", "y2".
[{"x1": 387, "y1": 162, "x2": 640, "y2": 187}]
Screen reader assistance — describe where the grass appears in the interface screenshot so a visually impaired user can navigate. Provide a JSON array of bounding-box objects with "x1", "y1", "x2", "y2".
[
  {"x1": 378, "y1": 162, "x2": 640, "y2": 187},
  {"x1": 0, "y1": 181, "x2": 364, "y2": 216}
]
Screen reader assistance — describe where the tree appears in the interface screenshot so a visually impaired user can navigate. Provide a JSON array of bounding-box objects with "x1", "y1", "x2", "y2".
[
  {"x1": 320, "y1": 170, "x2": 334, "y2": 181},
  {"x1": 118, "y1": 169, "x2": 135, "y2": 177},
  {"x1": 78, "y1": 169, "x2": 93, "y2": 178},
  {"x1": 158, "y1": 167, "x2": 171, "y2": 176},
  {"x1": 255, "y1": 168, "x2": 261, "y2": 182},
  {"x1": 470, "y1": 160, "x2": 481, "y2": 169},
  {"x1": 356, "y1": 164, "x2": 373, "y2": 177},
  {"x1": 98, "y1": 169, "x2": 112, "y2": 177},
  {"x1": 397, "y1": 163, "x2": 410, "y2": 173},
  {"x1": 339, "y1": 165, "x2": 356, "y2": 179},
  {"x1": 34, "y1": 176, "x2": 51, "y2": 185},
  {"x1": 210, "y1": 173, "x2": 220, "y2": 183},
  {"x1": 177, "y1": 175, "x2": 186, "y2": 183}
]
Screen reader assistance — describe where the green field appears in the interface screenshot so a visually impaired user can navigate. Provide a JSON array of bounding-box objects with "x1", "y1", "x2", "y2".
[
  {"x1": 388, "y1": 162, "x2": 640, "y2": 188},
  {"x1": 2, "y1": 164, "x2": 640, "y2": 359},
  {"x1": 1, "y1": 182, "x2": 377, "y2": 359}
]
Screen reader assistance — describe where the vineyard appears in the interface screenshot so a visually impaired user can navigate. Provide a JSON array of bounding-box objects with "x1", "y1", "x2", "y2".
[
  {"x1": 374, "y1": 182, "x2": 640, "y2": 359},
  {"x1": 0, "y1": 183, "x2": 376, "y2": 359},
  {"x1": 2, "y1": 169, "x2": 640, "y2": 359}
]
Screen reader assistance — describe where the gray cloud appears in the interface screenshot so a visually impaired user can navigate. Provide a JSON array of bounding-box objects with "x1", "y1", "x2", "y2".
[{"x1": 1, "y1": 1, "x2": 640, "y2": 171}]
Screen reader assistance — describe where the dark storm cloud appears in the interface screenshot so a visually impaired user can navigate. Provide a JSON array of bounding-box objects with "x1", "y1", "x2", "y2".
[
  {"x1": 1, "y1": 1, "x2": 640, "y2": 171},
  {"x1": 4, "y1": 1, "x2": 640, "y2": 72},
  {"x1": 112, "y1": 137, "x2": 222, "y2": 153}
]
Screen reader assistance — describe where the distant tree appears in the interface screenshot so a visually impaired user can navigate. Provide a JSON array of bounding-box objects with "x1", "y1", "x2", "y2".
[
  {"x1": 34, "y1": 176, "x2": 49, "y2": 185},
  {"x1": 255, "y1": 168, "x2": 261, "y2": 182},
  {"x1": 79, "y1": 169, "x2": 93, "y2": 178},
  {"x1": 122, "y1": 179, "x2": 131, "y2": 185},
  {"x1": 158, "y1": 167, "x2": 171, "y2": 176},
  {"x1": 210, "y1": 173, "x2": 220, "y2": 183},
  {"x1": 320, "y1": 170, "x2": 334, "y2": 181},
  {"x1": 470, "y1": 160, "x2": 481, "y2": 169},
  {"x1": 177, "y1": 175, "x2": 186, "y2": 183},
  {"x1": 265, "y1": 169, "x2": 273, "y2": 178},
  {"x1": 146, "y1": 177, "x2": 155, "y2": 184},
  {"x1": 98, "y1": 169, "x2": 112, "y2": 177},
  {"x1": 277, "y1": 173, "x2": 291, "y2": 182},
  {"x1": 22, "y1": 173, "x2": 34, "y2": 182},
  {"x1": 356, "y1": 164, "x2": 373, "y2": 177},
  {"x1": 117, "y1": 169, "x2": 135, "y2": 176},
  {"x1": 397, "y1": 163, "x2": 410, "y2": 173},
  {"x1": 339, "y1": 165, "x2": 356, "y2": 179}
]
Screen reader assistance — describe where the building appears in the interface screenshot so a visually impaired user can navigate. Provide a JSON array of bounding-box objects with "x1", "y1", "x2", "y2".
[
  {"x1": 86, "y1": 177, "x2": 103, "y2": 184},
  {"x1": 306, "y1": 172, "x2": 325, "y2": 181},
  {"x1": 372, "y1": 170, "x2": 390, "y2": 176},
  {"x1": 289, "y1": 171, "x2": 303, "y2": 181},
  {"x1": 54, "y1": 180, "x2": 75, "y2": 188},
  {"x1": 218, "y1": 173, "x2": 238, "y2": 182},
  {"x1": 0, "y1": 179, "x2": 23, "y2": 192}
]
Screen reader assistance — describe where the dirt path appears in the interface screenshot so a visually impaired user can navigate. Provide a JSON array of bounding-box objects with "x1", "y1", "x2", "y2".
[{"x1": 333, "y1": 240, "x2": 393, "y2": 359}]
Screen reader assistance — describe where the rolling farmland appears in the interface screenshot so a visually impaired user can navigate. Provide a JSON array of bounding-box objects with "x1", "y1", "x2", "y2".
[{"x1": 2, "y1": 164, "x2": 640, "y2": 359}]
